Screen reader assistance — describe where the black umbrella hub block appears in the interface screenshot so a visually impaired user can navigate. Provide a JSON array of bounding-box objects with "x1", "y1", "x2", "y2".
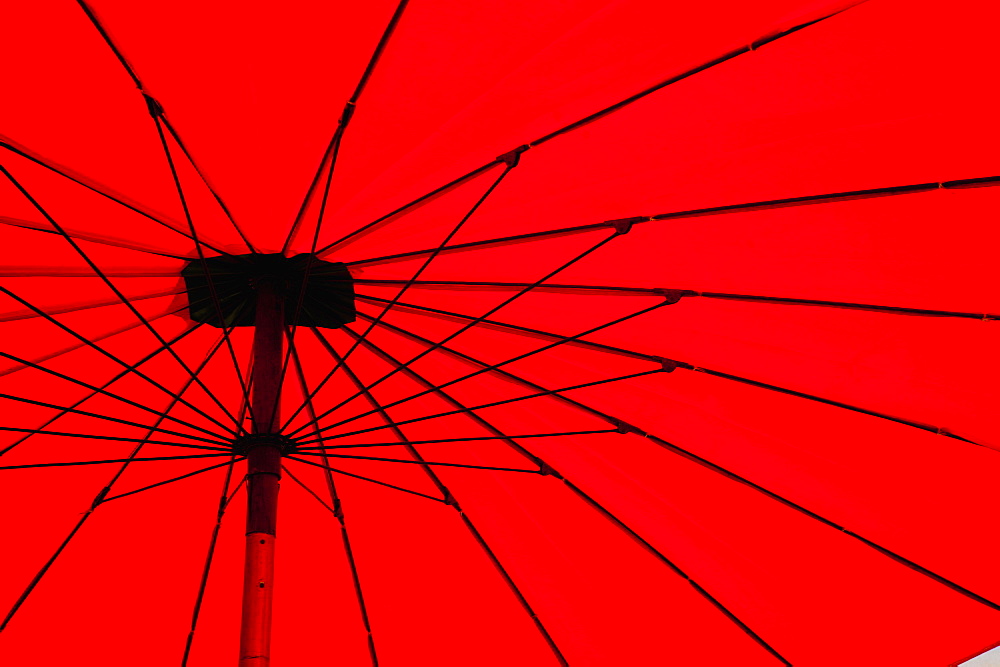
[
  {"x1": 181, "y1": 253, "x2": 356, "y2": 328},
  {"x1": 232, "y1": 433, "x2": 298, "y2": 455}
]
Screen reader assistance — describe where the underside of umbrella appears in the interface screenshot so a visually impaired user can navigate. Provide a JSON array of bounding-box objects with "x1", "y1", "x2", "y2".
[{"x1": 1, "y1": 0, "x2": 999, "y2": 665}]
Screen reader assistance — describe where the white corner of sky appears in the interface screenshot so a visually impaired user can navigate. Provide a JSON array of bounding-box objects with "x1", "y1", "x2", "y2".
[{"x1": 962, "y1": 647, "x2": 1000, "y2": 666}]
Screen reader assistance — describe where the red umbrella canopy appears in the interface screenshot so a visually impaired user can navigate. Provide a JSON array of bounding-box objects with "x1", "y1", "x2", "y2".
[{"x1": 1, "y1": 0, "x2": 999, "y2": 665}]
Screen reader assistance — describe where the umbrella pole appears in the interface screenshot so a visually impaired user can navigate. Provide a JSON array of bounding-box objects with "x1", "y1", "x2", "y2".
[{"x1": 239, "y1": 277, "x2": 285, "y2": 666}]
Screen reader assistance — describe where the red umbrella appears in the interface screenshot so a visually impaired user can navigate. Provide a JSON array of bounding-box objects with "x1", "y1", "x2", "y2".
[{"x1": 1, "y1": 0, "x2": 998, "y2": 664}]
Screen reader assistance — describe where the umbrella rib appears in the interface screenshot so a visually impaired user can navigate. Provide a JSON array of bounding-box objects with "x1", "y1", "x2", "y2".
[
  {"x1": 159, "y1": 116, "x2": 257, "y2": 254},
  {"x1": 331, "y1": 318, "x2": 651, "y2": 441},
  {"x1": 0, "y1": 167, "x2": 244, "y2": 434},
  {"x1": 75, "y1": 0, "x2": 254, "y2": 255},
  {"x1": 330, "y1": 329, "x2": 550, "y2": 468},
  {"x1": 289, "y1": 159, "x2": 519, "y2": 412},
  {"x1": 347, "y1": 0, "x2": 411, "y2": 102},
  {"x1": 319, "y1": 1, "x2": 868, "y2": 259},
  {"x1": 280, "y1": 0, "x2": 411, "y2": 255},
  {"x1": 321, "y1": 335, "x2": 570, "y2": 665},
  {"x1": 275, "y1": 0, "x2": 414, "y2": 429},
  {"x1": 0, "y1": 344, "x2": 232, "y2": 632},
  {"x1": 75, "y1": 0, "x2": 143, "y2": 88},
  {"x1": 314, "y1": 162, "x2": 497, "y2": 256},
  {"x1": 0, "y1": 288, "x2": 185, "y2": 324},
  {"x1": 357, "y1": 298, "x2": 991, "y2": 449},
  {"x1": 352, "y1": 278, "x2": 667, "y2": 292},
  {"x1": 275, "y1": 122, "x2": 349, "y2": 413},
  {"x1": 343, "y1": 176, "x2": 1000, "y2": 269},
  {"x1": 225, "y1": 474, "x2": 248, "y2": 509},
  {"x1": 293, "y1": 451, "x2": 541, "y2": 474},
  {"x1": 316, "y1": 366, "x2": 661, "y2": 442},
  {"x1": 101, "y1": 459, "x2": 244, "y2": 503},
  {"x1": 0, "y1": 393, "x2": 231, "y2": 447},
  {"x1": 293, "y1": 429, "x2": 621, "y2": 450},
  {"x1": 278, "y1": 469, "x2": 381, "y2": 666},
  {"x1": 281, "y1": 122, "x2": 344, "y2": 256},
  {"x1": 0, "y1": 453, "x2": 234, "y2": 470},
  {"x1": 0, "y1": 215, "x2": 192, "y2": 260},
  {"x1": 0, "y1": 290, "x2": 231, "y2": 385},
  {"x1": 287, "y1": 340, "x2": 380, "y2": 665},
  {"x1": 288, "y1": 229, "x2": 626, "y2": 438},
  {"x1": 0, "y1": 324, "x2": 206, "y2": 456},
  {"x1": 0, "y1": 284, "x2": 239, "y2": 438},
  {"x1": 285, "y1": 456, "x2": 447, "y2": 503},
  {"x1": 149, "y1": 113, "x2": 257, "y2": 433},
  {"x1": 694, "y1": 291, "x2": 998, "y2": 320},
  {"x1": 0, "y1": 427, "x2": 228, "y2": 451},
  {"x1": 0, "y1": 140, "x2": 230, "y2": 255},
  {"x1": 275, "y1": 114, "x2": 358, "y2": 430},
  {"x1": 530, "y1": 2, "x2": 865, "y2": 146},
  {"x1": 0, "y1": 326, "x2": 229, "y2": 458},
  {"x1": 353, "y1": 292, "x2": 664, "y2": 362},
  {"x1": 0, "y1": 300, "x2": 200, "y2": 381},
  {"x1": 281, "y1": 463, "x2": 340, "y2": 515},
  {"x1": 356, "y1": 283, "x2": 997, "y2": 320},
  {"x1": 0, "y1": 332, "x2": 232, "y2": 448},
  {"x1": 350, "y1": 337, "x2": 707, "y2": 665},
  {"x1": 556, "y1": 477, "x2": 792, "y2": 664},
  {"x1": 0, "y1": 420, "x2": 228, "y2": 452},
  {"x1": 690, "y1": 367, "x2": 988, "y2": 449},
  {"x1": 181, "y1": 456, "x2": 239, "y2": 666},
  {"x1": 0, "y1": 268, "x2": 181, "y2": 277},
  {"x1": 281, "y1": 158, "x2": 522, "y2": 433},
  {"x1": 0, "y1": 509, "x2": 92, "y2": 633},
  {"x1": 629, "y1": 430, "x2": 1000, "y2": 613},
  {"x1": 335, "y1": 218, "x2": 657, "y2": 268},
  {"x1": 365, "y1": 314, "x2": 1000, "y2": 614},
  {"x1": 302, "y1": 295, "x2": 672, "y2": 439}
]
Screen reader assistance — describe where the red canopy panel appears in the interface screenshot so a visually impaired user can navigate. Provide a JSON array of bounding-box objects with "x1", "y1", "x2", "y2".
[{"x1": 0, "y1": 0, "x2": 998, "y2": 665}]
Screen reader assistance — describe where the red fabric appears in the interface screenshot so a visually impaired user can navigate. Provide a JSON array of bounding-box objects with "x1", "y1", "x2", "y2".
[{"x1": 1, "y1": 0, "x2": 999, "y2": 664}]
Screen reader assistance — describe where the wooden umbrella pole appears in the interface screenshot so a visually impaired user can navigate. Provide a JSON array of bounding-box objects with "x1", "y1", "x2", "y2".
[{"x1": 239, "y1": 277, "x2": 285, "y2": 666}]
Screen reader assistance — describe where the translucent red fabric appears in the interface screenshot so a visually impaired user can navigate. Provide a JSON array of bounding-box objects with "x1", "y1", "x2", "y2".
[{"x1": 1, "y1": 0, "x2": 999, "y2": 664}]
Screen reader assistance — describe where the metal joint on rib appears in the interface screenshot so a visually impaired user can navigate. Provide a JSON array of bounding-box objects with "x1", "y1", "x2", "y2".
[
  {"x1": 656, "y1": 357, "x2": 689, "y2": 372},
  {"x1": 339, "y1": 101, "x2": 356, "y2": 126},
  {"x1": 615, "y1": 421, "x2": 645, "y2": 436},
  {"x1": 606, "y1": 216, "x2": 648, "y2": 235},
  {"x1": 143, "y1": 93, "x2": 164, "y2": 118},
  {"x1": 652, "y1": 288, "x2": 693, "y2": 304},
  {"x1": 91, "y1": 486, "x2": 111, "y2": 508},
  {"x1": 496, "y1": 145, "x2": 530, "y2": 168},
  {"x1": 537, "y1": 461, "x2": 562, "y2": 478}
]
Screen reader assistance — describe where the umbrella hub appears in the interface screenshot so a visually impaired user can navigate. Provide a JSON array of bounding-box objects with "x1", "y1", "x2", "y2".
[
  {"x1": 232, "y1": 433, "x2": 297, "y2": 456},
  {"x1": 180, "y1": 252, "x2": 356, "y2": 328}
]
